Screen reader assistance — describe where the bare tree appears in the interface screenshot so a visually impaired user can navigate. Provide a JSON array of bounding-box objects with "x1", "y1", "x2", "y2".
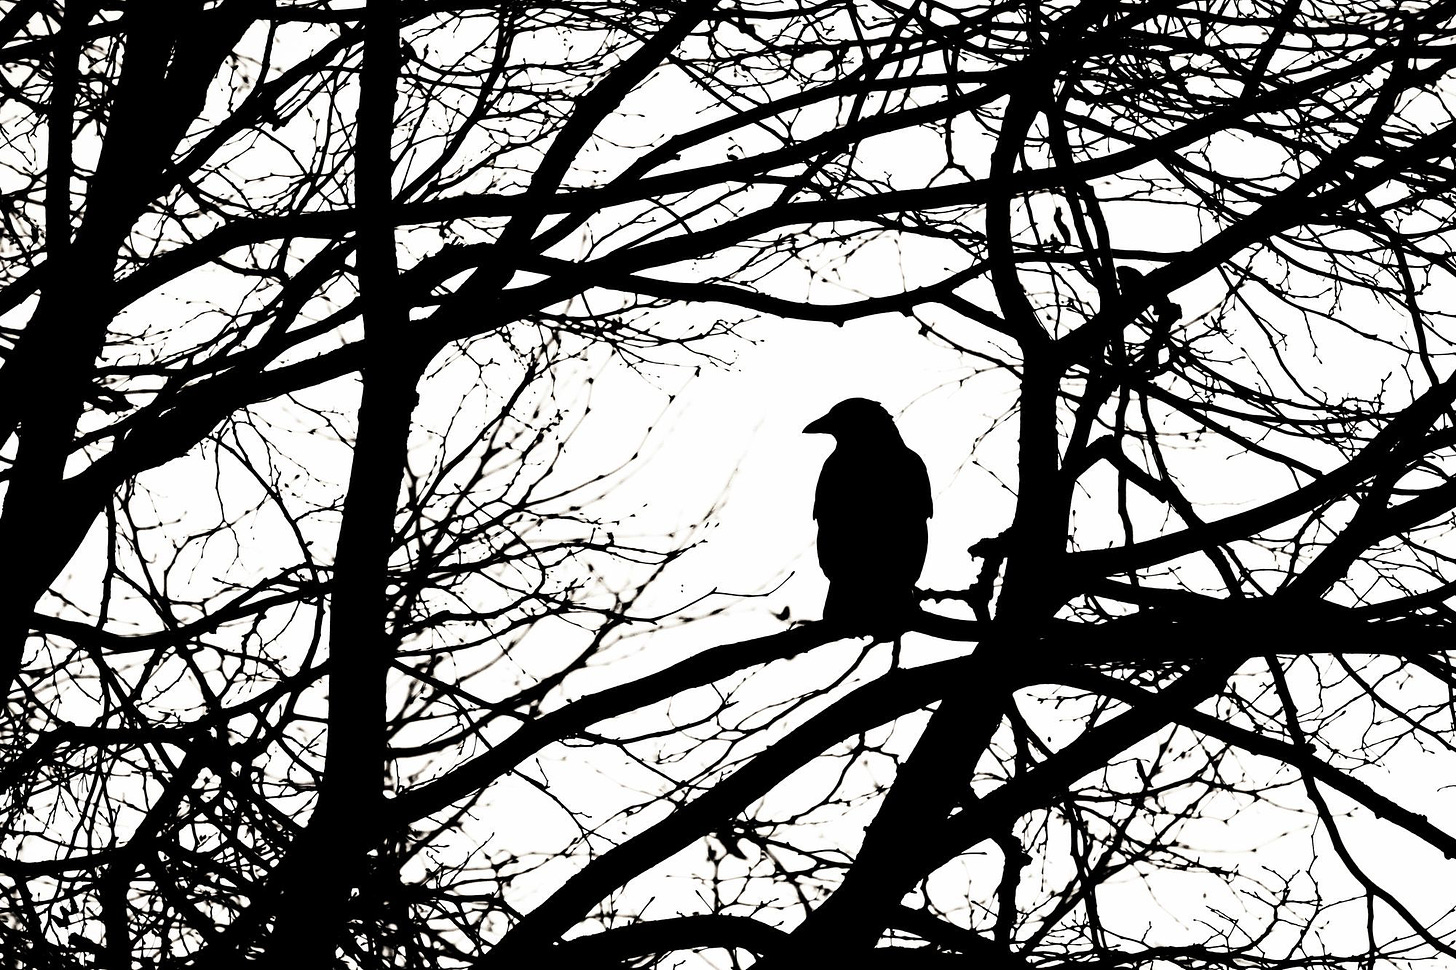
[{"x1": 6, "y1": 1, "x2": 1456, "y2": 968}]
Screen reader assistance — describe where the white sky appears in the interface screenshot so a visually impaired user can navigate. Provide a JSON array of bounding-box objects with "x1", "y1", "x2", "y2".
[{"x1": 11, "y1": 7, "x2": 1456, "y2": 962}]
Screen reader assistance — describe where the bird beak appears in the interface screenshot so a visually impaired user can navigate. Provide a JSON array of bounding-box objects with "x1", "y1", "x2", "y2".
[{"x1": 803, "y1": 414, "x2": 831, "y2": 434}]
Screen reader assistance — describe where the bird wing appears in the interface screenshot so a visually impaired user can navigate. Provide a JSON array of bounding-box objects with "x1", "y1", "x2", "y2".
[
  {"x1": 813, "y1": 444, "x2": 932, "y2": 584},
  {"x1": 813, "y1": 445, "x2": 930, "y2": 519},
  {"x1": 903, "y1": 446, "x2": 932, "y2": 520}
]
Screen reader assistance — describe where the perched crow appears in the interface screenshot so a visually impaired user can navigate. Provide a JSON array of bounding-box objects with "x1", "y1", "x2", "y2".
[{"x1": 804, "y1": 398, "x2": 932, "y2": 635}]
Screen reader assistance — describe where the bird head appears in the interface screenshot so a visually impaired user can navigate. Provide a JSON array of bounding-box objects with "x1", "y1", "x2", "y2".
[{"x1": 803, "y1": 398, "x2": 901, "y2": 443}]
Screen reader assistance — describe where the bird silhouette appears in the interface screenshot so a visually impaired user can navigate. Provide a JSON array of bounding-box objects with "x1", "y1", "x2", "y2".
[{"x1": 804, "y1": 398, "x2": 932, "y2": 637}]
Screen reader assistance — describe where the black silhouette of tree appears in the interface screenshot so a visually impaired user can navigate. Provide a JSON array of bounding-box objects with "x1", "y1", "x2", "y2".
[{"x1": 5, "y1": 1, "x2": 1456, "y2": 968}]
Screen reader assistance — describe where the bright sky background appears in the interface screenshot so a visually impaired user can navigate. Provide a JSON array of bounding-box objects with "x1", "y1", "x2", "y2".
[{"x1": 13, "y1": 8, "x2": 1456, "y2": 961}]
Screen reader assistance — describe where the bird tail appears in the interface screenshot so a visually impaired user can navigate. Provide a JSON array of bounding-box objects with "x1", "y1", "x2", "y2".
[{"x1": 824, "y1": 583, "x2": 917, "y2": 638}]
